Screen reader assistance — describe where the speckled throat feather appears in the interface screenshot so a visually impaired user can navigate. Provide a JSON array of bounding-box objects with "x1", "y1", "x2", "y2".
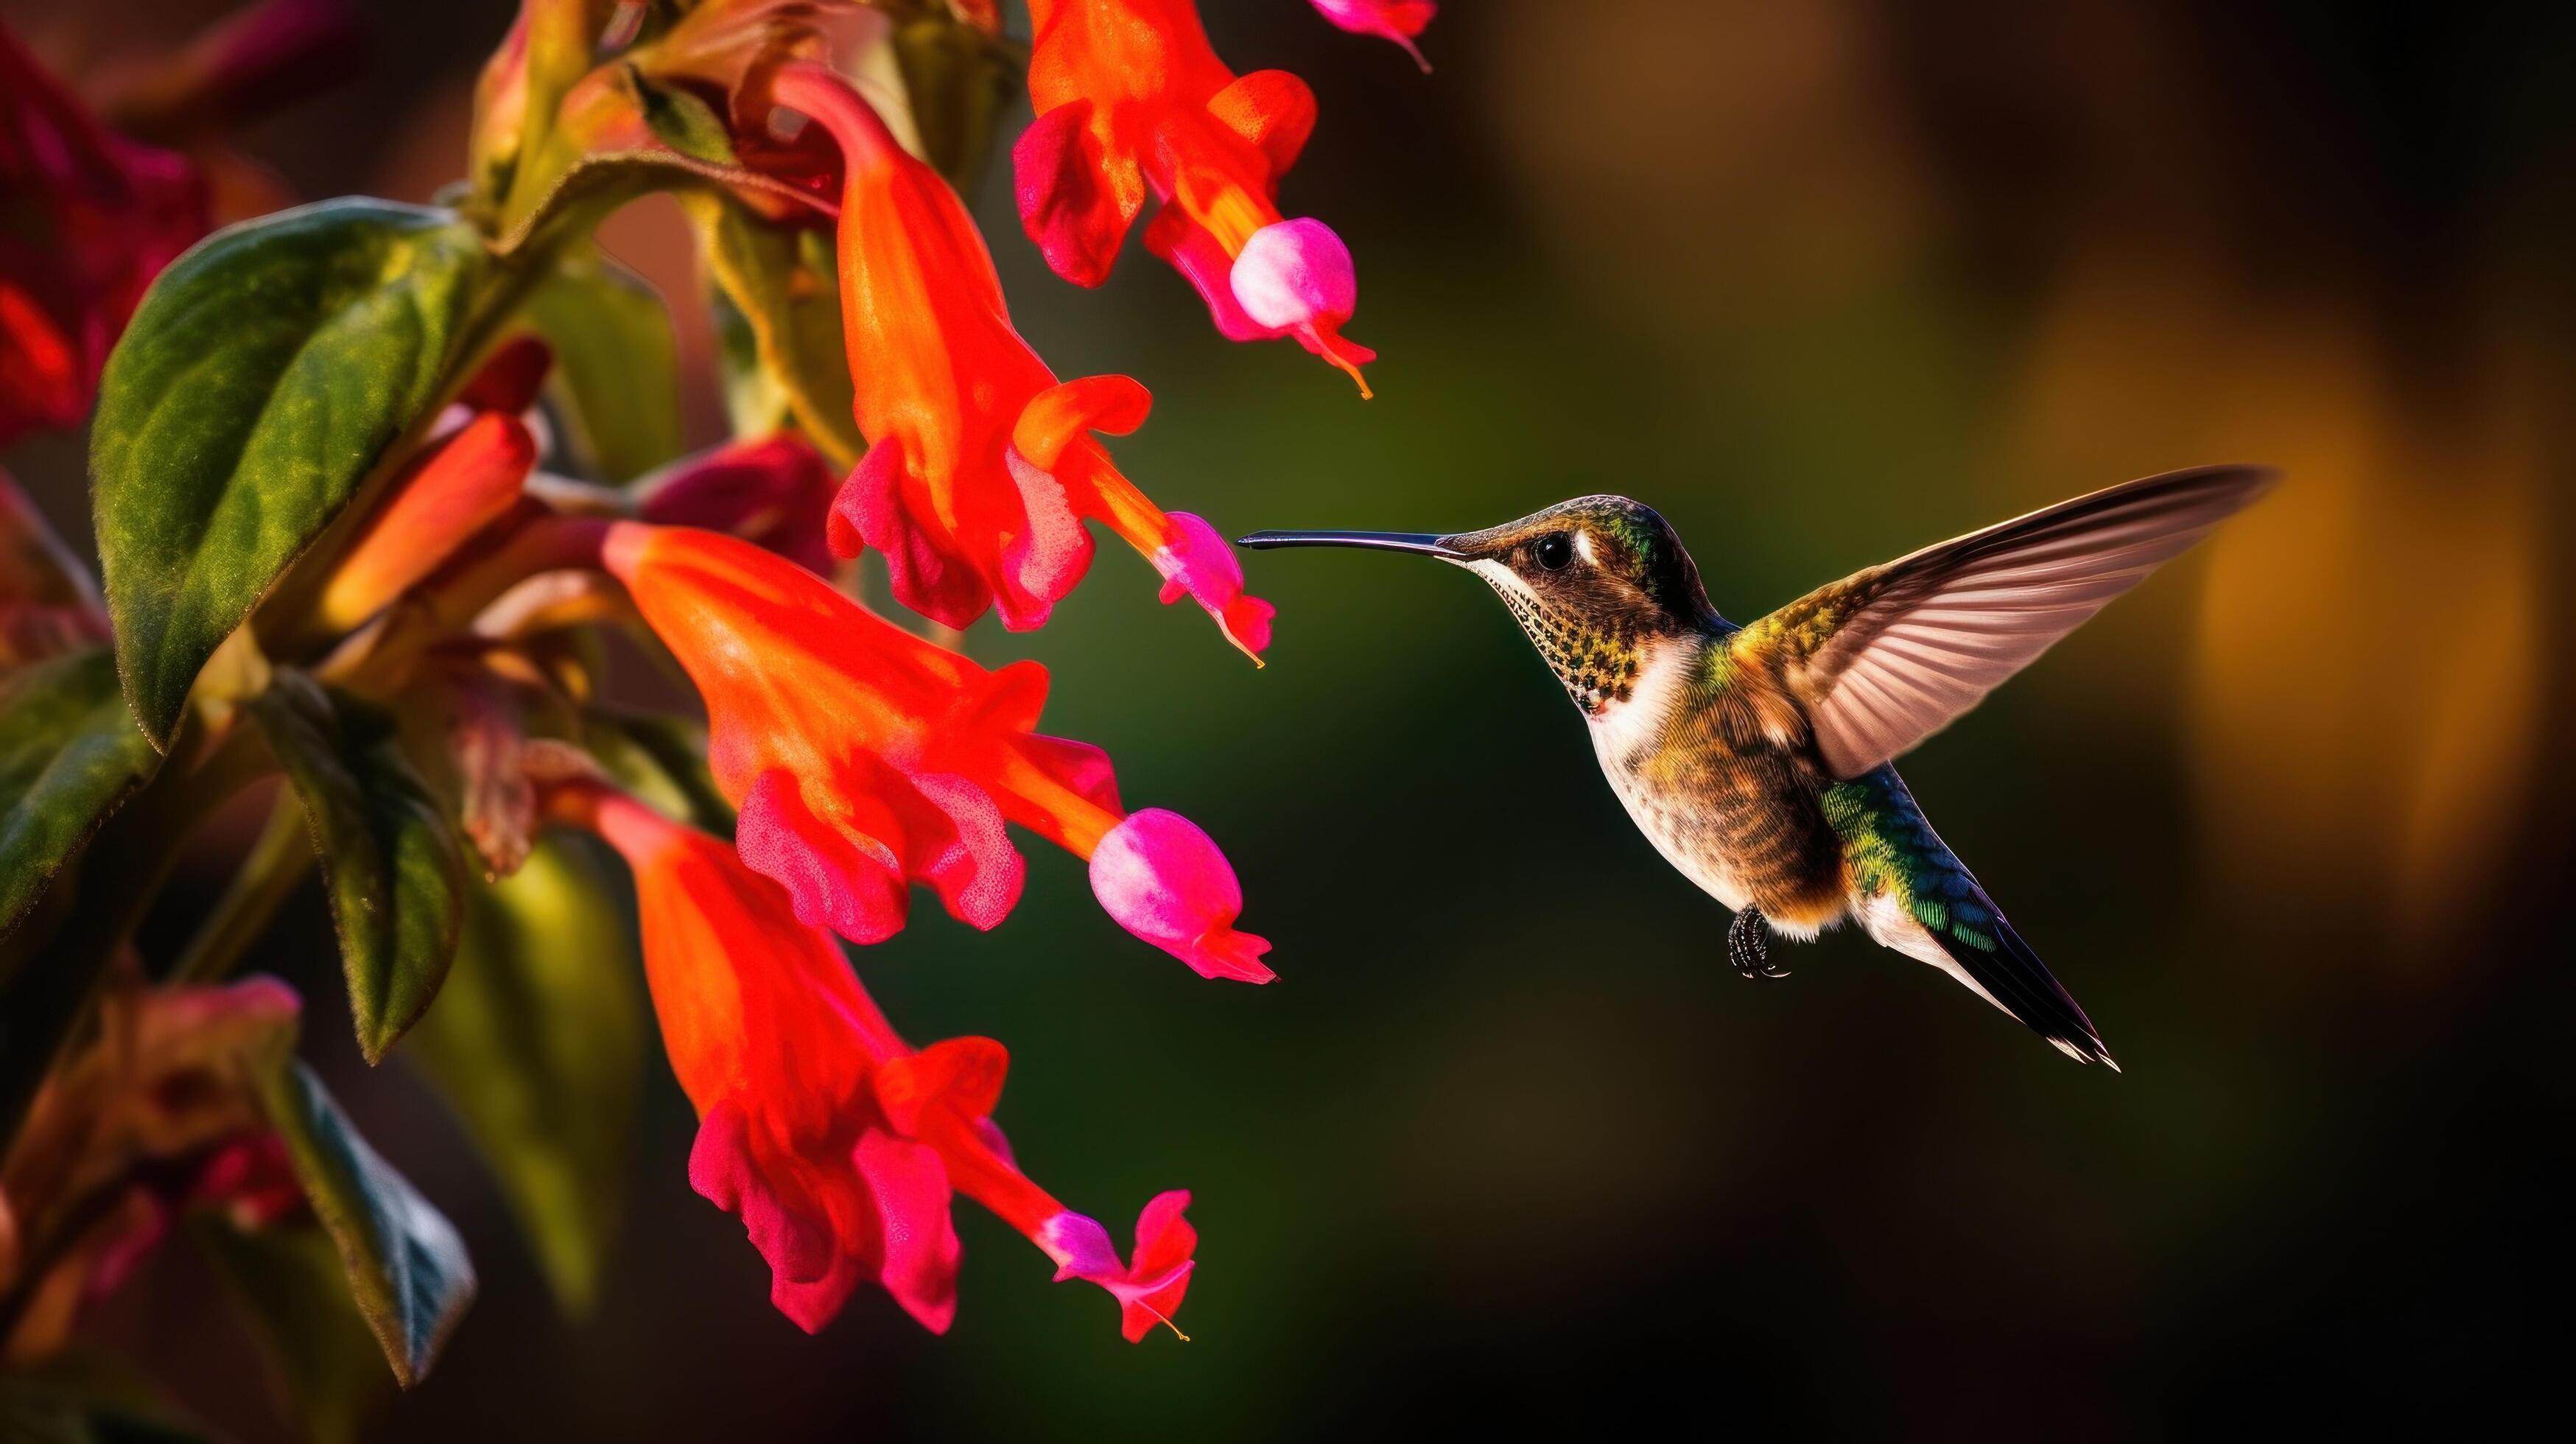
[{"x1": 1466, "y1": 560, "x2": 1649, "y2": 716}]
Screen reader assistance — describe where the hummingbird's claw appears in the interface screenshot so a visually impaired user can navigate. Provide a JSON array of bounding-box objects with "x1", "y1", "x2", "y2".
[{"x1": 1728, "y1": 908, "x2": 1786, "y2": 980}]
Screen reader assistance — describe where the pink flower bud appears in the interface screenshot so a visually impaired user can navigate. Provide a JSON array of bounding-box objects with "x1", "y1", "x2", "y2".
[
  {"x1": 1154, "y1": 512, "x2": 1277, "y2": 659},
  {"x1": 1229, "y1": 217, "x2": 1358, "y2": 334},
  {"x1": 1089, "y1": 809, "x2": 1274, "y2": 983}
]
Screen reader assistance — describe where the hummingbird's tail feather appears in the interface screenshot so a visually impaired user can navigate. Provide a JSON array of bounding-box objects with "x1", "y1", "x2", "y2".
[
  {"x1": 1830, "y1": 765, "x2": 2118, "y2": 1068},
  {"x1": 1925, "y1": 911, "x2": 2119, "y2": 1070}
]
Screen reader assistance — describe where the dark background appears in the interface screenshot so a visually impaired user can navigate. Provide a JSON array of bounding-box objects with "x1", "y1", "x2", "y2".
[{"x1": 7, "y1": 0, "x2": 2572, "y2": 1437}]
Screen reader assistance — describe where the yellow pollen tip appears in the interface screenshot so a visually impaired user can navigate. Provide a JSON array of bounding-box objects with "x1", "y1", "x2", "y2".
[{"x1": 1137, "y1": 1300, "x2": 1190, "y2": 1342}]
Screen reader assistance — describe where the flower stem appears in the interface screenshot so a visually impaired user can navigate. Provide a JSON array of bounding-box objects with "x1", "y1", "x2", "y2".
[{"x1": 166, "y1": 785, "x2": 312, "y2": 987}]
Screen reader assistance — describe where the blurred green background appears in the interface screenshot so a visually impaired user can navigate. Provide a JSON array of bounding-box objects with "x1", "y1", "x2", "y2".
[{"x1": 6, "y1": 0, "x2": 2571, "y2": 1436}]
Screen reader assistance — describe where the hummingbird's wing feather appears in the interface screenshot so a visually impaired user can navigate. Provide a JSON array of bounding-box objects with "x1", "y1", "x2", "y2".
[{"x1": 1752, "y1": 464, "x2": 2275, "y2": 779}]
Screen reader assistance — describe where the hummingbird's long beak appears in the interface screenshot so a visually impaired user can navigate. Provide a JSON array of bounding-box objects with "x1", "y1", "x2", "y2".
[{"x1": 1234, "y1": 529, "x2": 1464, "y2": 559}]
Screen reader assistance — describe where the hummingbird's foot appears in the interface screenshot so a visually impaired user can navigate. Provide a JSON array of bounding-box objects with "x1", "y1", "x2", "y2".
[{"x1": 1728, "y1": 908, "x2": 1788, "y2": 979}]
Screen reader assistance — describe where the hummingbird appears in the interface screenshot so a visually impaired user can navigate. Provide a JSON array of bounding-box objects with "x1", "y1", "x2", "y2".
[{"x1": 1240, "y1": 465, "x2": 2275, "y2": 1067}]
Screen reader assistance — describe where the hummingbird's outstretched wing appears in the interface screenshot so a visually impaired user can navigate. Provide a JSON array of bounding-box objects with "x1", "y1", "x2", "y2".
[{"x1": 1747, "y1": 464, "x2": 2275, "y2": 779}]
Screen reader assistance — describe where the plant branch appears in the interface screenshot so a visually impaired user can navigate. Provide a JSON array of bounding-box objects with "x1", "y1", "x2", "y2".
[{"x1": 168, "y1": 786, "x2": 313, "y2": 987}]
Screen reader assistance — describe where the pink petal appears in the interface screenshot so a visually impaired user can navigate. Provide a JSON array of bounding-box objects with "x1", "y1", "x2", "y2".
[
  {"x1": 1119, "y1": 1191, "x2": 1198, "y2": 1343},
  {"x1": 1013, "y1": 99, "x2": 1129, "y2": 288},
  {"x1": 689, "y1": 1104, "x2": 837, "y2": 1291},
  {"x1": 1034, "y1": 1207, "x2": 1198, "y2": 1342},
  {"x1": 1153, "y1": 511, "x2": 1276, "y2": 657},
  {"x1": 996, "y1": 448, "x2": 1095, "y2": 630},
  {"x1": 1229, "y1": 218, "x2": 1358, "y2": 334},
  {"x1": 1089, "y1": 808, "x2": 1276, "y2": 983},
  {"x1": 735, "y1": 769, "x2": 910, "y2": 945},
  {"x1": 852, "y1": 1129, "x2": 961, "y2": 1333},
  {"x1": 831, "y1": 434, "x2": 993, "y2": 629},
  {"x1": 894, "y1": 771, "x2": 1025, "y2": 931},
  {"x1": 1308, "y1": 0, "x2": 1437, "y2": 71}
]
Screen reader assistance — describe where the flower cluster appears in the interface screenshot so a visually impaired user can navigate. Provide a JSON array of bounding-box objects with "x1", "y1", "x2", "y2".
[
  {"x1": 3, "y1": 0, "x2": 1425, "y2": 1386},
  {"x1": 547, "y1": 771, "x2": 1193, "y2": 1335},
  {"x1": 0, "y1": 0, "x2": 1432, "y2": 1403},
  {"x1": 774, "y1": 66, "x2": 1277, "y2": 652},
  {"x1": 1018, "y1": 0, "x2": 1378, "y2": 392}
]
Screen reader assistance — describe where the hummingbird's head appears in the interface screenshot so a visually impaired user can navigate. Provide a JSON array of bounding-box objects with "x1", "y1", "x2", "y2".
[{"x1": 1240, "y1": 495, "x2": 1716, "y2": 715}]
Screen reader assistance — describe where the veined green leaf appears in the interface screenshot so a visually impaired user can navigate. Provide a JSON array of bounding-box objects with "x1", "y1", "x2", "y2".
[
  {"x1": 91, "y1": 200, "x2": 491, "y2": 749},
  {"x1": 409, "y1": 836, "x2": 642, "y2": 1315},
  {"x1": 522, "y1": 248, "x2": 683, "y2": 483},
  {"x1": 192, "y1": 1219, "x2": 391, "y2": 1444},
  {"x1": 248, "y1": 672, "x2": 466, "y2": 1064},
  {"x1": 0, "y1": 651, "x2": 163, "y2": 936},
  {"x1": 256, "y1": 1056, "x2": 477, "y2": 1388}
]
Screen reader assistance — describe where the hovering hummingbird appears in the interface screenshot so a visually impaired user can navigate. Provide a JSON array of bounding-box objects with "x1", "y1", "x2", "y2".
[{"x1": 1241, "y1": 465, "x2": 2275, "y2": 1067}]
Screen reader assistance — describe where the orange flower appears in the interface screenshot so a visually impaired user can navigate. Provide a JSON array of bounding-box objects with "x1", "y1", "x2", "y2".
[
  {"x1": 1015, "y1": 0, "x2": 1374, "y2": 392},
  {"x1": 552, "y1": 773, "x2": 1196, "y2": 1338},
  {"x1": 315, "y1": 339, "x2": 548, "y2": 632},
  {"x1": 597, "y1": 519, "x2": 1274, "y2": 983},
  {"x1": 767, "y1": 65, "x2": 1273, "y2": 657}
]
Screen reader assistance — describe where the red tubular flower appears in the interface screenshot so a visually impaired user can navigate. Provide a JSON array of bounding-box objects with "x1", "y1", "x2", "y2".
[
  {"x1": 635, "y1": 432, "x2": 838, "y2": 574},
  {"x1": 550, "y1": 774, "x2": 1197, "y2": 1337},
  {"x1": 1015, "y1": 0, "x2": 1375, "y2": 393},
  {"x1": 765, "y1": 66, "x2": 1273, "y2": 657},
  {"x1": 317, "y1": 413, "x2": 539, "y2": 631},
  {"x1": 0, "y1": 26, "x2": 210, "y2": 445},
  {"x1": 1310, "y1": 0, "x2": 1438, "y2": 73},
  {"x1": 598, "y1": 519, "x2": 1274, "y2": 982}
]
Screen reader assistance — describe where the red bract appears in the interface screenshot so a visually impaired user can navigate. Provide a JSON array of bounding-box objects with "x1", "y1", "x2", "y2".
[
  {"x1": 1016, "y1": 0, "x2": 1375, "y2": 393},
  {"x1": 768, "y1": 66, "x2": 1273, "y2": 657},
  {"x1": 552, "y1": 775, "x2": 1196, "y2": 1337},
  {"x1": 636, "y1": 432, "x2": 838, "y2": 574},
  {"x1": 598, "y1": 520, "x2": 1274, "y2": 982},
  {"x1": 0, "y1": 27, "x2": 209, "y2": 445}
]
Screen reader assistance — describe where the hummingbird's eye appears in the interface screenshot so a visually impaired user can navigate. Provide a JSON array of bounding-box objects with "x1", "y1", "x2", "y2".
[{"x1": 1534, "y1": 532, "x2": 1575, "y2": 572}]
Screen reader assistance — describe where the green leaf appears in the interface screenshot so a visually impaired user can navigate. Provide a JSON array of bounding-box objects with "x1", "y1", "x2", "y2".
[
  {"x1": 0, "y1": 650, "x2": 164, "y2": 936},
  {"x1": 408, "y1": 836, "x2": 642, "y2": 1315},
  {"x1": 684, "y1": 191, "x2": 866, "y2": 469},
  {"x1": 522, "y1": 248, "x2": 683, "y2": 483},
  {"x1": 192, "y1": 1220, "x2": 391, "y2": 1444},
  {"x1": 91, "y1": 200, "x2": 491, "y2": 749},
  {"x1": 248, "y1": 672, "x2": 466, "y2": 1064},
  {"x1": 583, "y1": 707, "x2": 734, "y2": 836},
  {"x1": 891, "y1": 12, "x2": 1025, "y2": 192},
  {"x1": 257, "y1": 1056, "x2": 477, "y2": 1387},
  {"x1": 0, "y1": 1356, "x2": 210, "y2": 1443},
  {"x1": 633, "y1": 71, "x2": 738, "y2": 166}
]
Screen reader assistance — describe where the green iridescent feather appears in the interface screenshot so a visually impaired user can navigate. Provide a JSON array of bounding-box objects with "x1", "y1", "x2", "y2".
[{"x1": 1822, "y1": 766, "x2": 2000, "y2": 953}]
